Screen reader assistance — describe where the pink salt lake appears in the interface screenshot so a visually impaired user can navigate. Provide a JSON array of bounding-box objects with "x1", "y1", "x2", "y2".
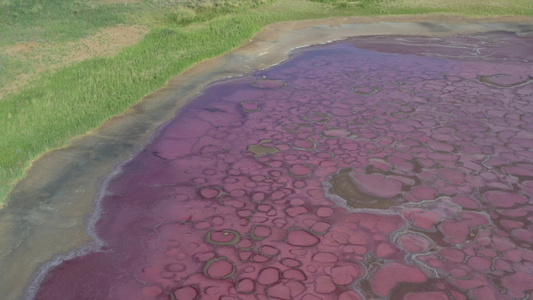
[{"x1": 33, "y1": 32, "x2": 533, "y2": 299}]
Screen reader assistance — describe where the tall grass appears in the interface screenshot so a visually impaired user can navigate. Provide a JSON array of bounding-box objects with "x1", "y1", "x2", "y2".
[{"x1": 1, "y1": 0, "x2": 532, "y2": 203}]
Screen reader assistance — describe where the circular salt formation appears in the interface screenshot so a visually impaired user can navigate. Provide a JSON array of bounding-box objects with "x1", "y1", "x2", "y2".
[
  {"x1": 376, "y1": 243, "x2": 396, "y2": 258},
  {"x1": 391, "y1": 123, "x2": 415, "y2": 133},
  {"x1": 468, "y1": 256, "x2": 492, "y2": 271},
  {"x1": 165, "y1": 263, "x2": 186, "y2": 272},
  {"x1": 284, "y1": 123, "x2": 315, "y2": 134},
  {"x1": 267, "y1": 281, "x2": 306, "y2": 299},
  {"x1": 293, "y1": 139, "x2": 315, "y2": 149},
  {"x1": 331, "y1": 265, "x2": 361, "y2": 285},
  {"x1": 283, "y1": 269, "x2": 306, "y2": 280},
  {"x1": 252, "y1": 254, "x2": 270, "y2": 263},
  {"x1": 322, "y1": 128, "x2": 351, "y2": 138},
  {"x1": 259, "y1": 245, "x2": 280, "y2": 257},
  {"x1": 352, "y1": 85, "x2": 381, "y2": 95},
  {"x1": 290, "y1": 164, "x2": 313, "y2": 177},
  {"x1": 280, "y1": 258, "x2": 302, "y2": 268},
  {"x1": 238, "y1": 250, "x2": 253, "y2": 261},
  {"x1": 316, "y1": 207, "x2": 334, "y2": 217},
  {"x1": 257, "y1": 267, "x2": 281, "y2": 285},
  {"x1": 310, "y1": 221, "x2": 330, "y2": 235},
  {"x1": 484, "y1": 190, "x2": 527, "y2": 208},
  {"x1": 312, "y1": 252, "x2": 338, "y2": 263},
  {"x1": 240, "y1": 100, "x2": 261, "y2": 112},
  {"x1": 173, "y1": 286, "x2": 199, "y2": 300},
  {"x1": 410, "y1": 186, "x2": 437, "y2": 201},
  {"x1": 200, "y1": 187, "x2": 220, "y2": 199},
  {"x1": 236, "y1": 239, "x2": 253, "y2": 249},
  {"x1": 237, "y1": 278, "x2": 255, "y2": 294},
  {"x1": 203, "y1": 257, "x2": 235, "y2": 279},
  {"x1": 286, "y1": 229, "x2": 320, "y2": 247},
  {"x1": 250, "y1": 225, "x2": 272, "y2": 240},
  {"x1": 205, "y1": 229, "x2": 240, "y2": 245},
  {"x1": 142, "y1": 286, "x2": 162, "y2": 297},
  {"x1": 314, "y1": 275, "x2": 336, "y2": 294},
  {"x1": 302, "y1": 112, "x2": 330, "y2": 123}
]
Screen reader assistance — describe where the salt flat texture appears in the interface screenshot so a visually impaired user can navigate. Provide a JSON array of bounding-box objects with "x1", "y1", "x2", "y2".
[
  {"x1": 1, "y1": 17, "x2": 533, "y2": 300},
  {"x1": 34, "y1": 31, "x2": 533, "y2": 299}
]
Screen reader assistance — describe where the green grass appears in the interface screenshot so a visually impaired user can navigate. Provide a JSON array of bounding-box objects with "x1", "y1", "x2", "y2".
[
  {"x1": 1, "y1": 0, "x2": 532, "y2": 203},
  {"x1": 0, "y1": 0, "x2": 133, "y2": 46},
  {"x1": 381, "y1": 0, "x2": 533, "y2": 16}
]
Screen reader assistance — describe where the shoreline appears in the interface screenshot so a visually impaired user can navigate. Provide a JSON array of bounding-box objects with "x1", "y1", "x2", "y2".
[{"x1": 1, "y1": 15, "x2": 533, "y2": 300}]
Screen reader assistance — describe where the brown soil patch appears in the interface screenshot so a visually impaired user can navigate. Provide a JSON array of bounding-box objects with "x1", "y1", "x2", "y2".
[
  {"x1": 5, "y1": 42, "x2": 40, "y2": 56},
  {"x1": 66, "y1": 24, "x2": 148, "y2": 61},
  {"x1": 63, "y1": 24, "x2": 149, "y2": 62},
  {"x1": 0, "y1": 25, "x2": 149, "y2": 100}
]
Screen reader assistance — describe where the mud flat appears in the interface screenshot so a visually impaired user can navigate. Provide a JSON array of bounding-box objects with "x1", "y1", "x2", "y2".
[{"x1": 1, "y1": 16, "x2": 533, "y2": 300}]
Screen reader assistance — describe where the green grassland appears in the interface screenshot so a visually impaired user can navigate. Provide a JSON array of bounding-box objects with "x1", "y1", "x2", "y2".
[{"x1": 1, "y1": 0, "x2": 532, "y2": 204}]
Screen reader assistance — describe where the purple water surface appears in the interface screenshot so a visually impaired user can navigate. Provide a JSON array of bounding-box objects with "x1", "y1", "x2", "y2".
[{"x1": 34, "y1": 32, "x2": 533, "y2": 300}]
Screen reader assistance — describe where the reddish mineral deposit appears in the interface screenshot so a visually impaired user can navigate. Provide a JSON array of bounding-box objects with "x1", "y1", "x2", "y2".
[{"x1": 34, "y1": 32, "x2": 533, "y2": 300}]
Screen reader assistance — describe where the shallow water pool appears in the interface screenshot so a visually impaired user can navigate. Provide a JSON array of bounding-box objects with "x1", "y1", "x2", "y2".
[{"x1": 34, "y1": 31, "x2": 533, "y2": 300}]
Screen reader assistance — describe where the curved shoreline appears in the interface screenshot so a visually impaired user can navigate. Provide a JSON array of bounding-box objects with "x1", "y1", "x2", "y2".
[{"x1": 1, "y1": 15, "x2": 532, "y2": 300}]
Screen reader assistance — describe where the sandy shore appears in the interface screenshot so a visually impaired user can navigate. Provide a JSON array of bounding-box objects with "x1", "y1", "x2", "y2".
[{"x1": 1, "y1": 15, "x2": 532, "y2": 300}]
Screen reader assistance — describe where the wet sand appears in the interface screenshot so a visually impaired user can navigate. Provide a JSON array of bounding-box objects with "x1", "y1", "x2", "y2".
[{"x1": 1, "y1": 15, "x2": 533, "y2": 300}]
